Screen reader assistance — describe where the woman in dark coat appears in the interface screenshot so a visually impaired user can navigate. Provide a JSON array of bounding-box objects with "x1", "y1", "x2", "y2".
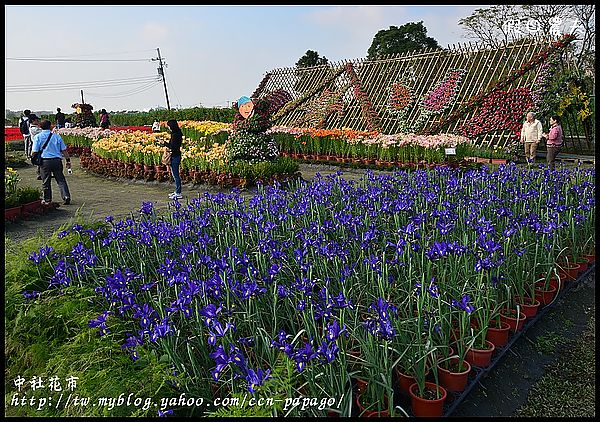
[{"x1": 165, "y1": 119, "x2": 183, "y2": 199}]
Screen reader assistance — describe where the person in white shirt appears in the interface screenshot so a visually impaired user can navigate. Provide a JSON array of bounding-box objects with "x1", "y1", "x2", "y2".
[
  {"x1": 520, "y1": 111, "x2": 543, "y2": 164},
  {"x1": 152, "y1": 119, "x2": 161, "y2": 133}
]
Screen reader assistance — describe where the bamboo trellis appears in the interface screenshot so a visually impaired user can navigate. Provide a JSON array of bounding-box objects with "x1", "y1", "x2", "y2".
[{"x1": 252, "y1": 36, "x2": 592, "y2": 153}]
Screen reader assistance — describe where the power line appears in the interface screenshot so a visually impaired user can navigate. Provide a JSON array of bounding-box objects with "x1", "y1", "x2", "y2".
[
  {"x1": 6, "y1": 57, "x2": 151, "y2": 62},
  {"x1": 86, "y1": 81, "x2": 161, "y2": 99},
  {"x1": 165, "y1": 74, "x2": 183, "y2": 109},
  {"x1": 6, "y1": 78, "x2": 161, "y2": 93},
  {"x1": 17, "y1": 49, "x2": 158, "y2": 58},
  {"x1": 6, "y1": 75, "x2": 160, "y2": 89}
]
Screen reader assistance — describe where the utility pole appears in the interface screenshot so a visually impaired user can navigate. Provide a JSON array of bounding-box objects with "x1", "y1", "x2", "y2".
[
  {"x1": 81, "y1": 89, "x2": 85, "y2": 104},
  {"x1": 152, "y1": 48, "x2": 171, "y2": 110}
]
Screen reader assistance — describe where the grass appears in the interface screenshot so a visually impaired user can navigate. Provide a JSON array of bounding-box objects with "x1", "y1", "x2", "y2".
[
  {"x1": 533, "y1": 332, "x2": 565, "y2": 355},
  {"x1": 515, "y1": 310, "x2": 595, "y2": 417},
  {"x1": 4, "y1": 220, "x2": 179, "y2": 417}
]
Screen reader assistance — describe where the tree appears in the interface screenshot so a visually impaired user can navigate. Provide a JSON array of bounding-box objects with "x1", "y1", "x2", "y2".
[
  {"x1": 296, "y1": 50, "x2": 329, "y2": 68},
  {"x1": 367, "y1": 22, "x2": 440, "y2": 59},
  {"x1": 458, "y1": 5, "x2": 520, "y2": 48},
  {"x1": 568, "y1": 4, "x2": 595, "y2": 73},
  {"x1": 459, "y1": 5, "x2": 595, "y2": 75},
  {"x1": 293, "y1": 50, "x2": 330, "y2": 96}
]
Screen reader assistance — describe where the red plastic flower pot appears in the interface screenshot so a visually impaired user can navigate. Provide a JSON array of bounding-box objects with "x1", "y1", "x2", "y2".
[
  {"x1": 465, "y1": 340, "x2": 495, "y2": 368},
  {"x1": 516, "y1": 296, "x2": 541, "y2": 319},
  {"x1": 500, "y1": 310, "x2": 526, "y2": 332},
  {"x1": 395, "y1": 367, "x2": 430, "y2": 396},
  {"x1": 436, "y1": 357, "x2": 471, "y2": 392},
  {"x1": 355, "y1": 393, "x2": 390, "y2": 417},
  {"x1": 560, "y1": 263, "x2": 581, "y2": 281},
  {"x1": 534, "y1": 283, "x2": 557, "y2": 305},
  {"x1": 583, "y1": 253, "x2": 595, "y2": 264},
  {"x1": 409, "y1": 382, "x2": 447, "y2": 417},
  {"x1": 576, "y1": 260, "x2": 588, "y2": 274},
  {"x1": 486, "y1": 320, "x2": 511, "y2": 348}
]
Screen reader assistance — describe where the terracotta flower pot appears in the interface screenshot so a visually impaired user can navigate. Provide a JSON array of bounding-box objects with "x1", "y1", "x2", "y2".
[
  {"x1": 436, "y1": 357, "x2": 471, "y2": 392},
  {"x1": 355, "y1": 392, "x2": 390, "y2": 417},
  {"x1": 500, "y1": 309, "x2": 526, "y2": 332},
  {"x1": 559, "y1": 263, "x2": 581, "y2": 281},
  {"x1": 395, "y1": 367, "x2": 430, "y2": 396},
  {"x1": 409, "y1": 382, "x2": 447, "y2": 417},
  {"x1": 516, "y1": 296, "x2": 541, "y2": 319},
  {"x1": 486, "y1": 320, "x2": 511, "y2": 348},
  {"x1": 465, "y1": 340, "x2": 495, "y2": 368},
  {"x1": 534, "y1": 282, "x2": 557, "y2": 305},
  {"x1": 583, "y1": 253, "x2": 595, "y2": 264}
]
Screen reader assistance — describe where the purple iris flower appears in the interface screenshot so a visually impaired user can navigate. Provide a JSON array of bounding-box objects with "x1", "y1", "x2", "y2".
[
  {"x1": 139, "y1": 201, "x2": 154, "y2": 215},
  {"x1": 451, "y1": 294, "x2": 475, "y2": 313},
  {"x1": 28, "y1": 245, "x2": 54, "y2": 264},
  {"x1": 317, "y1": 340, "x2": 340, "y2": 363},
  {"x1": 325, "y1": 319, "x2": 348, "y2": 342},
  {"x1": 244, "y1": 368, "x2": 271, "y2": 394}
]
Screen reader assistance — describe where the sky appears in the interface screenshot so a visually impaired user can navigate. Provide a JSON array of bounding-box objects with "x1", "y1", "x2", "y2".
[{"x1": 5, "y1": 4, "x2": 489, "y2": 114}]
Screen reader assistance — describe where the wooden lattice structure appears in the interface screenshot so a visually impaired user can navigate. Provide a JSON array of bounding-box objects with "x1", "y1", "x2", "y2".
[{"x1": 252, "y1": 34, "x2": 592, "y2": 153}]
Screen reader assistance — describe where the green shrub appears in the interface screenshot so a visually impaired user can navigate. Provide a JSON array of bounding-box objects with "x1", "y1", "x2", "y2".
[
  {"x1": 19, "y1": 186, "x2": 42, "y2": 203},
  {"x1": 5, "y1": 139, "x2": 25, "y2": 151}
]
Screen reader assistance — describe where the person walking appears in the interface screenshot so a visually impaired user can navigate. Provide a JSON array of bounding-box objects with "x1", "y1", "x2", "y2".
[
  {"x1": 164, "y1": 119, "x2": 183, "y2": 200},
  {"x1": 543, "y1": 115, "x2": 564, "y2": 171},
  {"x1": 19, "y1": 109, "x2": 32, "y2": 158},
  {"x1": 28, "y1": 114, "x2": 43, "y2": 180},
  {"x1": 520, "y1": 111, "x2": 543, "y2": 164},
  {"x1": 99, "y1": 109, "x2": 111, "y2": 129},
  {"x1": 32, "y1": 119, "x2": 72, "y2": 205},
  {"x1": 55, "y1": 107, "x2": 66, "y2": 129}
]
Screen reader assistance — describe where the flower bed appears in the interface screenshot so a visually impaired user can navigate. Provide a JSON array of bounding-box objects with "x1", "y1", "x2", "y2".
[
  {"x1": 5, "y1": 127, "x2": 22, "y2": 142},
  {"x1": 80, "y1": 129, "x2": 298, "y2": 188},
  {"x1": 23, "y1": 163, "x2": 595, "y2": 416},
  {"x1": 268, "y1": 126, "x2": 473, "y2": 165},
  {"x1": 4, "y1": 167, "x2": 56, "y2": 222}
]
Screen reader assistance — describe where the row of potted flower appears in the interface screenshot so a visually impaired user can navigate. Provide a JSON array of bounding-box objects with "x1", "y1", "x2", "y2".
[
  {"x1": 24, "y1": 163, "x2": 594, "y2": 417},
  {"x1": 61, "y1": 121, "x2": 516, "y2": 168},
  {"x1": 80, "y1": 151, "x2": 299, "y2": 189},
  {"x1": 267, "y1": 126, "x2": 474, "y2": 164}
]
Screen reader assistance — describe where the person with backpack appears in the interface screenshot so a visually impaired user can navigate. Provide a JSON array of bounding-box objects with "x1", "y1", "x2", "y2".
[
  {"x1": 28, "y1": 114, "x2": 43, "y2": 180},
  {"x1": 19, "y1": 109, "x2": 32, "y2": 158},
  {"x1": 32, "y1": 119, "x2": 72, "y2": 205}
]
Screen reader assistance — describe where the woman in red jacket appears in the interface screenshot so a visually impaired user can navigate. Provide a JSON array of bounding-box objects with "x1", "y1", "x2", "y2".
[{"x1": 543, "y1": 115, "x2": 563, "y2": 171}]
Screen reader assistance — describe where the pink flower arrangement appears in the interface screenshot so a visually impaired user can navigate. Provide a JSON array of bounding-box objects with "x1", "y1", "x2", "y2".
[{"x1": 421, "y1": 69, "x2": 465, "y2": 114}]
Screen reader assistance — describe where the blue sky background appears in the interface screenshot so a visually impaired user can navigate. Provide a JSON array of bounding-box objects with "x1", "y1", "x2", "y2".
[{"x1": 5, "y1": 5, "x2": 488, "y2": 113}]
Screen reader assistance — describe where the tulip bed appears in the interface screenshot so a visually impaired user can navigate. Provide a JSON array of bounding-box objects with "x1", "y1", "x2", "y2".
[{"x1": 21, "y1": 162, "x2": 595, "y2": 417}]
